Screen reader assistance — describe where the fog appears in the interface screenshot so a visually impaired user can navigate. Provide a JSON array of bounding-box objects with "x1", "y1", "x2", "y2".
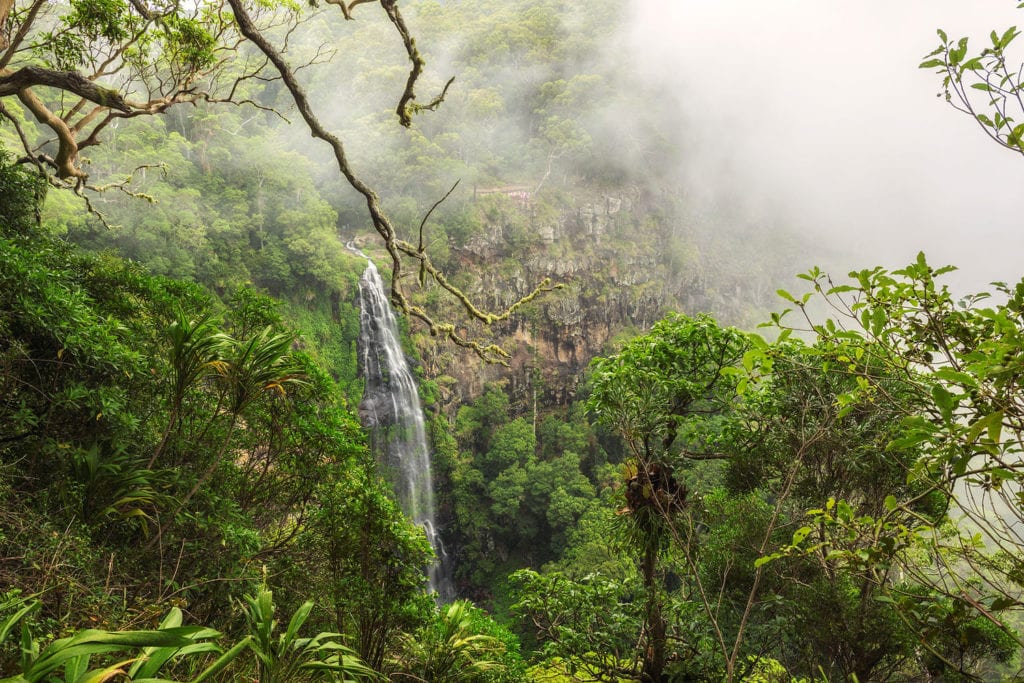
[{"x1": 627, "y1": 1, "x2": 1024, "y2": 291}]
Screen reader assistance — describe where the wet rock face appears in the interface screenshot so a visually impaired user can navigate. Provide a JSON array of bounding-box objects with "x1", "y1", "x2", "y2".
[{"x1": 357, "y1": 392, "x2": 388, "y2": 428}]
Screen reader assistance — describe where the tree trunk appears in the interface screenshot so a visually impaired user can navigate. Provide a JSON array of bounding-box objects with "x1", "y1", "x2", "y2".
[
  {"x1": 641, "y1": 540, "x2": 666, "y2": 682},
  {"x1": 0, "y1": 0, "x2": 13, "y2": 48}
]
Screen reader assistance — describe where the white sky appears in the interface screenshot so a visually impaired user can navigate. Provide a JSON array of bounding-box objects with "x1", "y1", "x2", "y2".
[{"x1": 627, "y1": 1, "x2": 1024, "y2": 291}]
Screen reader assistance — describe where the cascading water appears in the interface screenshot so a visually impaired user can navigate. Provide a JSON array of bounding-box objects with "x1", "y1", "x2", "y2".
[{"x1": 355, "y1": 257, "x2": 453, "y2": 601}]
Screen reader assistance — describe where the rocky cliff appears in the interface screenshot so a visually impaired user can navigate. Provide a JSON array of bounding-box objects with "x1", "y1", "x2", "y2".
[{"x1": 408, "y1": 185, "x2": 804, "y2": 414}]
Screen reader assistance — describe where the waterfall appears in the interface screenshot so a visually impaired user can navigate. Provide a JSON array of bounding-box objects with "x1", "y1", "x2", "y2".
[{"x1": 356, "y1": 259, "x2": 453, "y2": 600}]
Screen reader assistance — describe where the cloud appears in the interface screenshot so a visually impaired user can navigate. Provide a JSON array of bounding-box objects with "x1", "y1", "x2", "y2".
[{"x1": 626, "y1": 0, "x2": 1024, "y2": 290}]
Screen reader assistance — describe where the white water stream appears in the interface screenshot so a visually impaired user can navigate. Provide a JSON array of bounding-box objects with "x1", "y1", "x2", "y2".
[{"x1": 355, "y1": 257, "x2": 453, "y2": 600}]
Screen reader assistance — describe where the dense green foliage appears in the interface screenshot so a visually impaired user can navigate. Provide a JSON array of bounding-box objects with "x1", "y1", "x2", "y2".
[
  {"x1": 510, "y1": 310, "x2": 1022, "y2": 682},
  {"x1": 0, "y1": 155, "x2": 515, "y2": 680},
  {"x1": 3, "y1": 0, "x2": 1024, "y2": 681}
]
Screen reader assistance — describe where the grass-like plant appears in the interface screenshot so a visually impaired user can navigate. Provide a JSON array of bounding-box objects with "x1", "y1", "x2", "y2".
[{"x1": 240, "y1": 587, "x2": 380, "y2": 682}]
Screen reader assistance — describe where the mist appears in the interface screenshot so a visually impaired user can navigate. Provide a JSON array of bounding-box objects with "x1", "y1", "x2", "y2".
[{"x1": 626, "y1": 1, "x2": 1024, "y2": 291}]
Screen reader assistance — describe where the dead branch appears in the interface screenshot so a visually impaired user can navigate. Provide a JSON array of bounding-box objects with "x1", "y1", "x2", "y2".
[
  {"x1": 87, "y1": 163, "x2": 165, "y2": 201},
  {"x1": 418, "y1": 179, "x2": 459, "y2": 254}
]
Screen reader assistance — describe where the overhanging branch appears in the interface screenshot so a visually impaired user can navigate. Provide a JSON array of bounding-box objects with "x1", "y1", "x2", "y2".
[
  {"x1": 0, "y1": 67, "x2": 130, "y2": 111},
  {"x1": 226, "y1": 0, "x2": 558, "y2": 362}
]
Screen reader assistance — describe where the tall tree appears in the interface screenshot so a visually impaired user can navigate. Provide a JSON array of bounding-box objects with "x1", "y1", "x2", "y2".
[{"x1": 587, "y1": 313, "x2": 747, "y2": 682}]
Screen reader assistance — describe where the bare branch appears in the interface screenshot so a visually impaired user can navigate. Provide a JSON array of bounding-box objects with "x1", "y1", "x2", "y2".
[
  {"x1": 323, "y1": 0, "x2": 353, "y2": 21},
  {"x1": 86, "y1": 163, "x2": 165, "y2": 201},
  {"x1": 418, "y1": 179, "x2": 459, "y2": 255},
  {"x1": 0, "y1": 100, "x2": 43, "y2": 175},
  {"x1": 74, "y1": 186, "x2": 119, "y2": 228}
]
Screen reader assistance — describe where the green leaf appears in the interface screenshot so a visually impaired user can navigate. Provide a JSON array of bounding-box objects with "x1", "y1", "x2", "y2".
[
  {"x1": 967, "y1": 415, "x2": 990, "y2": 443},
  {"x1": 282, "y1": 601, "x2": 313, "y2": 648},
  {"x1": 791, "y1": 526, "x2": 812, "y2": 546},
  {"x1": 870, "y1": 306, "x2": 886, "y2": 337},
  {"x1": 1009, "y1": 122, "x2": 1024, "y2": 148},
  {"x1": 64, "y1": 652, "x2": 88, "y2": 683},
  {"x1": 988, "y1": 410, "x2": 1004, "y2": 444},
  {"x1": 931, "y1": 384, "x2": 955, "y2": 422},
  {"x1": 949, "y1": 37, "x2": 969, "y2": 66},
  {"x1": 26, "y1": 629, "x2": 196, "y2": 682},
  {"x1": 966, "y1": 410, "x2": 1003, "y2": 445},
  {"x1": 961, "y1": 57, "x2": 984, "y2": 71},
  {"x1": 1000, "y1": 26, "x2": 1019, "y2": 48},
  {"x1": 990, "y1": 596, "x2": 1016, "y2": 611},
  {"x1": 952, "y1": 454, "x2": 971, "y2": 477},
  {"x1": 826, "y1": 284, "x2": 857, "y2": 294},
  {"x1": 884, "y1": 495, "x2": 897, "y2": 512},
  {"x1": 0, "y1": 600, "x2": 39, "y2": 645},
  {"x1": 191, "y1": 636, "x2": 251, "y2": 683},
  {"x1": 932, "y1": 368, "x2": 978, "y2": 389}
]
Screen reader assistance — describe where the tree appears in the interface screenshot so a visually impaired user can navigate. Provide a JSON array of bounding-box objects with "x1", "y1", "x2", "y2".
[
  {"x1": 306, "y1": 465, "x2": 434, "y2": 673},
  {"x1": 586, "y1": 313, "x2": 748, "y2": 682},
  {"x1": 580, "y1": 309, "x2": 1008, "y2": 681},
  {"x1": 0, "y1": 0, "x2": 251, "y2": 183},
  {"x1": 171, "y1": 324, "x2": 306, "y2": 516},
  {"x1": 767, "y1": 256, "x2": 1024, "y2": 660},
  {"x1": 719, "y1": 339, "x2": 952, "y2": 681},
  {"x1": 511, "y1": 569, "x2": 643, "y2": 682},
  {"x1": 150, "y1": 307, "x2": 222, "y2": 467},
  {"x1": 448, "y1": 399, "x2": 596, "y2": 588}
]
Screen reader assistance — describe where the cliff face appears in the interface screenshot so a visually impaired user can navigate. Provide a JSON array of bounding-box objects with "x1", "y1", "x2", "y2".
[{"x1": 413, "y1": 186, "x2": 797, "y2": 414}]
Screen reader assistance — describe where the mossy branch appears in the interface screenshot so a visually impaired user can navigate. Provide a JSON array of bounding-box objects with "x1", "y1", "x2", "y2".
[
  {"x1": 395, "y1": 238, "x2": 562, "y2": 363},
  {"x1": 87, "y1": 163, "x2": 165, "y2": 202},
  {"x1": 380, "y1": 0, "x2": 452, "y2": 127},
  {"x1": 322, "y1": 0, "x2": 452, "y2": 126}
]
